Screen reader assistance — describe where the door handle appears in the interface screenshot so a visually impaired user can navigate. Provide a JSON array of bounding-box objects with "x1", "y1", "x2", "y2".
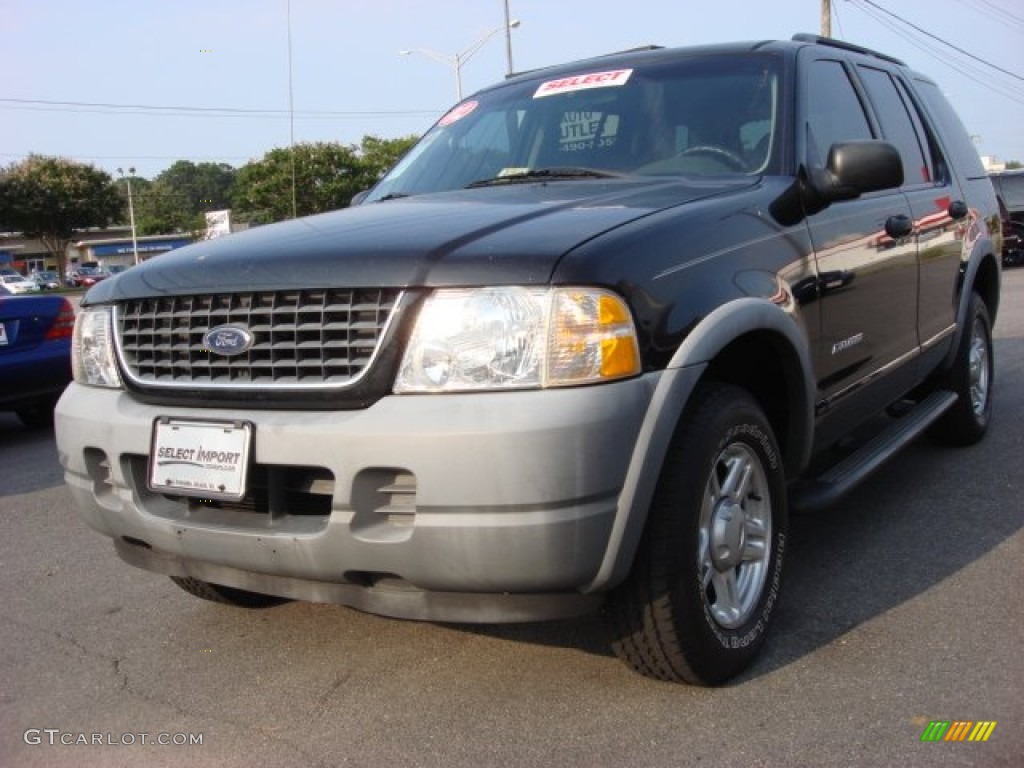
[
  {"x1": 948, "y1": 200, "x2": 969, "y2": 220},
  {"x1": 885, "y1": 214, "x2": 914, "y2": 239}
]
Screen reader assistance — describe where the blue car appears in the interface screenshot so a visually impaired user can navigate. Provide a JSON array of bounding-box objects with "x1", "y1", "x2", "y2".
[{"x1": 0, "y1": 287, "x2": 75, "y2": 427}]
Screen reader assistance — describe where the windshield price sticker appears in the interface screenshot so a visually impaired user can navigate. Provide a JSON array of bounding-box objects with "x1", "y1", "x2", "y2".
[
  {"x1": 0, "y1": 323, "x2": 8, "y2": 346},
  {"x1": 149, "y1": 419, "x2": 252, "y2": 501},
  {"x1": 534, "y1": 68, "x2": 633, "y2": 99}
]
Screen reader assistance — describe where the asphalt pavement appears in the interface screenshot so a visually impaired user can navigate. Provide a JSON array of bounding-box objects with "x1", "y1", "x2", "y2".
[{"x1": 1, "y1": 270, "x2": 1021, "y2": 768}]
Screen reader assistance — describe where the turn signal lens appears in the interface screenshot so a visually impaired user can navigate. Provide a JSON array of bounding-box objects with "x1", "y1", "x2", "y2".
[{"x1": 546, "y1": 290, "x2": 641, "y2": 386}]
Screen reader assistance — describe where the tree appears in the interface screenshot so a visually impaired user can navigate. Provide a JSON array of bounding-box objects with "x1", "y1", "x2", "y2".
[
  {"x1": 1006, "y1": 160, "x2": 1022, "y2": 170},
  {"x1": 0, "y1": 155, "x2": 122, "y2": 280},
  {"x1": 128, "y1": 177, "x2": 201, "y2": 236},
  {"x1": 157, "y1": 160, "x2": 236, "y2": 213},
  {"x1": 126, "y1": 161, "x2": 237, "y2": 236},
  {"x1": 233, "y1": 142, "x2": 368, "y2": 224},
  {"x1": 358, "y1": 135, "x2": 419, "y2": 180},
  {"x1": 232, "y1": 135, "x2": 419, "y2": 225}
]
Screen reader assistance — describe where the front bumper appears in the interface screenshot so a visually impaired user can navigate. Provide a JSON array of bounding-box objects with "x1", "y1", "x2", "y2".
[{"x1": 55, "y1": 377, "x2": 656, "y2": 621}]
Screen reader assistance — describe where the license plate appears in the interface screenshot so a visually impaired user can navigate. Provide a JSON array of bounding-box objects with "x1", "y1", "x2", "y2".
[{"x1": 149, "y1": 419, "x2": 252, "y2": 501}]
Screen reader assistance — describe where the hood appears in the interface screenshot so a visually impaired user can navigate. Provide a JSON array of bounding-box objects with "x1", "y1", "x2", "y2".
[{"x1": 87, "y1": 177, "x2": 757, "y2": 303}]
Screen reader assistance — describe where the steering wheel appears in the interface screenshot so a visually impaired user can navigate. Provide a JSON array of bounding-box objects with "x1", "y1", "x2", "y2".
[{"x1": 676, "y1": 145, "x2": 748, "y2": 171}]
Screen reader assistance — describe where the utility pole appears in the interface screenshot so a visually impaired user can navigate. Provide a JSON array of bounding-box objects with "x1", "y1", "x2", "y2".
[
  {"x1": 821, "y1": 0, "x2": 832, "y2": 37},
  {"x1": 503, "y1": 0, "x2": 514, "y2": 75}
]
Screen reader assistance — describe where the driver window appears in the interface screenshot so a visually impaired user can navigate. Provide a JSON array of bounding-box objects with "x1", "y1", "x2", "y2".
[{"x1": 806, "y1": 60, "x2": 873, "y2": 167}]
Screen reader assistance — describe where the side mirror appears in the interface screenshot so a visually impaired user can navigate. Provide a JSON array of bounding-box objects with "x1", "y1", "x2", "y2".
[
  {"x1": 805, "y1": 140, "x2": 903, "y2": 212},
  {"x1": 770, "y1": 140, "x2": 904, "y2": 225}
]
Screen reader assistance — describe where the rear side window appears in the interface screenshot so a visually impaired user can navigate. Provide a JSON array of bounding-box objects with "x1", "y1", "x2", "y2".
[
  {"x1": 914, "y1": 78, "x2": 987, "y2": 180},
  {"x1": 806, "y1": 60, "x2": 872, "y2": 166},
  {"x1": 857, "y1": 66, "x2": 931, "y2": 185}
]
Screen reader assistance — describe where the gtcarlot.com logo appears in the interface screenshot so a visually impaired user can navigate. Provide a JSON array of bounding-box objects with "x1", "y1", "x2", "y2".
[
  {"x1": 920, "y1": 720, "x2": 997, "y2": 742},
  {"x1": 23, "y1": 729, "x2": 203, "y2": 746}
]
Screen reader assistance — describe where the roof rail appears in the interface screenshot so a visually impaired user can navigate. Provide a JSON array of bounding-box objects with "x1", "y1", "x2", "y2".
[{"x1": 791, "y1": 33, "x2": 905, "y2": 66}]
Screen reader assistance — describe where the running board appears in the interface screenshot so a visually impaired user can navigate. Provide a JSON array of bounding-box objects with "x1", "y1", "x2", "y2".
[{"x1": 791, "y1": 390, "x2": 958, "y2": 514}]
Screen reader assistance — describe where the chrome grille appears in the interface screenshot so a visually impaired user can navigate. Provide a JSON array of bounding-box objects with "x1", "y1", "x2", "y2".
[{"x1": 116, "y1": 289, "x2": 400, "y2": 389}]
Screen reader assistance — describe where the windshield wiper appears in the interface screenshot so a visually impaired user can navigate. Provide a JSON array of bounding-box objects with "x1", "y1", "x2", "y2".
[{"x1": 466, "y1": 167, "x2": 623, "y2": 188}]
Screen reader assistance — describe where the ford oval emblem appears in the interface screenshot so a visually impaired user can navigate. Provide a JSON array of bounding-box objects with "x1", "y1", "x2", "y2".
[{"x1": 203, "y1": 324, "x2": 254, "y2": 356}]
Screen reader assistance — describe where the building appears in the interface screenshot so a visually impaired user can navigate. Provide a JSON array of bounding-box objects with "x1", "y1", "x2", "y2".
[
  {"x1": 982, "y1": 155, "x2": 1007, "y2": 172},
  {"x1": 0, "y1": 226, "x2": 193, "y2": 276},
  {"x1": 71, "y1": 233, "x2": 194, "y2": 271}
]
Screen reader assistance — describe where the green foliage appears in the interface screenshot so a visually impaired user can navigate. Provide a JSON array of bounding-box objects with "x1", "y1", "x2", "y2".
[
  {"x1": 157, "y1": 160, "x2": 236, "y2": 212},
  {"x1": 128, "y1": 161, "x2": 237, "y2": 236},
  {"x1": 358, "y1": 135, "x2": 419, "y2": 179},
  {"x1": 232, "y1": 135, "x2": 419, "y2": 224},
  {"x1": 0, "y1": 135, "x2": 418, "y2": 252},
  {"x1": 0, "y1": 154, "x2": 123, "y2": 278},
  {"x1": 1006, "y1": 160, "x2": 1022, "y2": 170},
  {"x1": 233, "y1": 142, "x2": 363, "y2": 224}
]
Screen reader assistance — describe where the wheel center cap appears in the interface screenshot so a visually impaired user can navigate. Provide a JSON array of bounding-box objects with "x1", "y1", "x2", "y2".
[{"x1": 711, "y1": 500, "x2": 746, "y2": 570}]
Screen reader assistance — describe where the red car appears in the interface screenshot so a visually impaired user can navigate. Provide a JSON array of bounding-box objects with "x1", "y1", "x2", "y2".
[{"x1": 67, "y1": 266, "x2": 109, "y2": 287}]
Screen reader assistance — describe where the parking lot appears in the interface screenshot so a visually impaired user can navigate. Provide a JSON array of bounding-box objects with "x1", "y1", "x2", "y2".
[{"x1": 1, "y1": 269, "x2": 1021, "y2": 768}]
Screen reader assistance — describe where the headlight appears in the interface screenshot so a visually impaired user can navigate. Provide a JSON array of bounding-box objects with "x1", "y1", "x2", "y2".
[
  {"x1": 394, "y1": 287, "x2": 640, "y2": 393},
  {"x1": 72, "y1": 306, "x2": 123, "y2": 388}
]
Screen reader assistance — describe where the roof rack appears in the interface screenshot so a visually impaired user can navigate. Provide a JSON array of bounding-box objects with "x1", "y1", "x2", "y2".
[{"x1": 791, "y1": 33, "x2": 905, "y2": 66}]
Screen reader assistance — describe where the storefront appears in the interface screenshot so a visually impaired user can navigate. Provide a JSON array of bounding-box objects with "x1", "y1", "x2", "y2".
[{"x1": 72, "y1": 235, "x2": 194, "y2": 270}]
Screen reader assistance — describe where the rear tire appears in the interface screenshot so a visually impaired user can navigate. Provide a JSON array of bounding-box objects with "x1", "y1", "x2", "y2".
[
  {"x1": 170, "y1": 577, "x2": 289, "y2": 608},
  {"x1": 608, "y1": 384, "x2": 787, "y2": 685},
  {"x1": 929, "y1": 292, "x2": 993, "y2": 446}
]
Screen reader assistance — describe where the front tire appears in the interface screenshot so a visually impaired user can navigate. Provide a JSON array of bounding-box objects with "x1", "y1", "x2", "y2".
[{"x1": 608, "y1": 384, "x2": 787, "y2": 685}]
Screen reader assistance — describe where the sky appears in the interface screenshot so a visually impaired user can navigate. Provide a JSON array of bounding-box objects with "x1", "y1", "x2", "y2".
[{"x1": 2, "y1": 0, "x2": 1022, "y2": 180}]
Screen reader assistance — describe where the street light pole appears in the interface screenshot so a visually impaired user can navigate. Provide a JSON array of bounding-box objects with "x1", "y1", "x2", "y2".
[
  {"x1": 401, "y1": 19, "x2": 520, "y2": 102},
  {"x1": 117, "y1": 167, "x2": 141, "y2": 266}
]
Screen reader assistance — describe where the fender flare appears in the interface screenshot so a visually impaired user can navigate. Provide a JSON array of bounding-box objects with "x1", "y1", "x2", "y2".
[
  {"x1": 942, "y1": 244, "x2": 1001, "y2": 371},
  {"x1": 584, "y1": 298, "x2": 816, "y2": 593}
]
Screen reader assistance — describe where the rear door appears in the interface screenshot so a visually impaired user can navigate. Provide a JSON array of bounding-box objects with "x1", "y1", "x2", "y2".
[{"x1": 855, "y1": 64, "x2": 963, "y2": 353}]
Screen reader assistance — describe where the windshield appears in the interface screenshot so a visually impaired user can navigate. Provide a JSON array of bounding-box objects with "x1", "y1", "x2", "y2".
[{"x1": 366, "y1": 53, "x2": 781, "y2": 202}]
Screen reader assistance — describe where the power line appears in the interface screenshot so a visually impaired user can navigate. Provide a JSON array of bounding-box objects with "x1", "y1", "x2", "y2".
[
  {"x1": 0, "y1": 104, "x2": 435, "y2": 122},
  {"x1": 1, "y1": 152, "x2": 251, "y2": 162},
  {"x1": 846, "y1": 0, "x2": 1024, "y2": 107},
  {"x1": 965, "y1": 0, "x2": 1024, "y2": 28},
  {"x1": 0, "y1": 97, "x2": 439, "y2": 119},
  {"x1": 851, "y1": 0, "x2": 1023, "y2": 81},
  {"x1": 832, "y1": 0, "x2": 847, "y2": 39}
]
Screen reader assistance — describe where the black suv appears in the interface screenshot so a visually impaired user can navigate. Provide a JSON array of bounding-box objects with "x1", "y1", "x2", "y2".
[
  {"x1": 990, "y1": 169, "x2": 1024, "y2": 266},
  {"x1": 57, "y1": 35, "x2": 1001, "y2": 685}
]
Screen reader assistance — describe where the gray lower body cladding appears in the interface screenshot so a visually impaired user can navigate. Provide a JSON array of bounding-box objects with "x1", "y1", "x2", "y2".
[{"x1": 55, "y1": 377, "x2": 656, "y2": 621}]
